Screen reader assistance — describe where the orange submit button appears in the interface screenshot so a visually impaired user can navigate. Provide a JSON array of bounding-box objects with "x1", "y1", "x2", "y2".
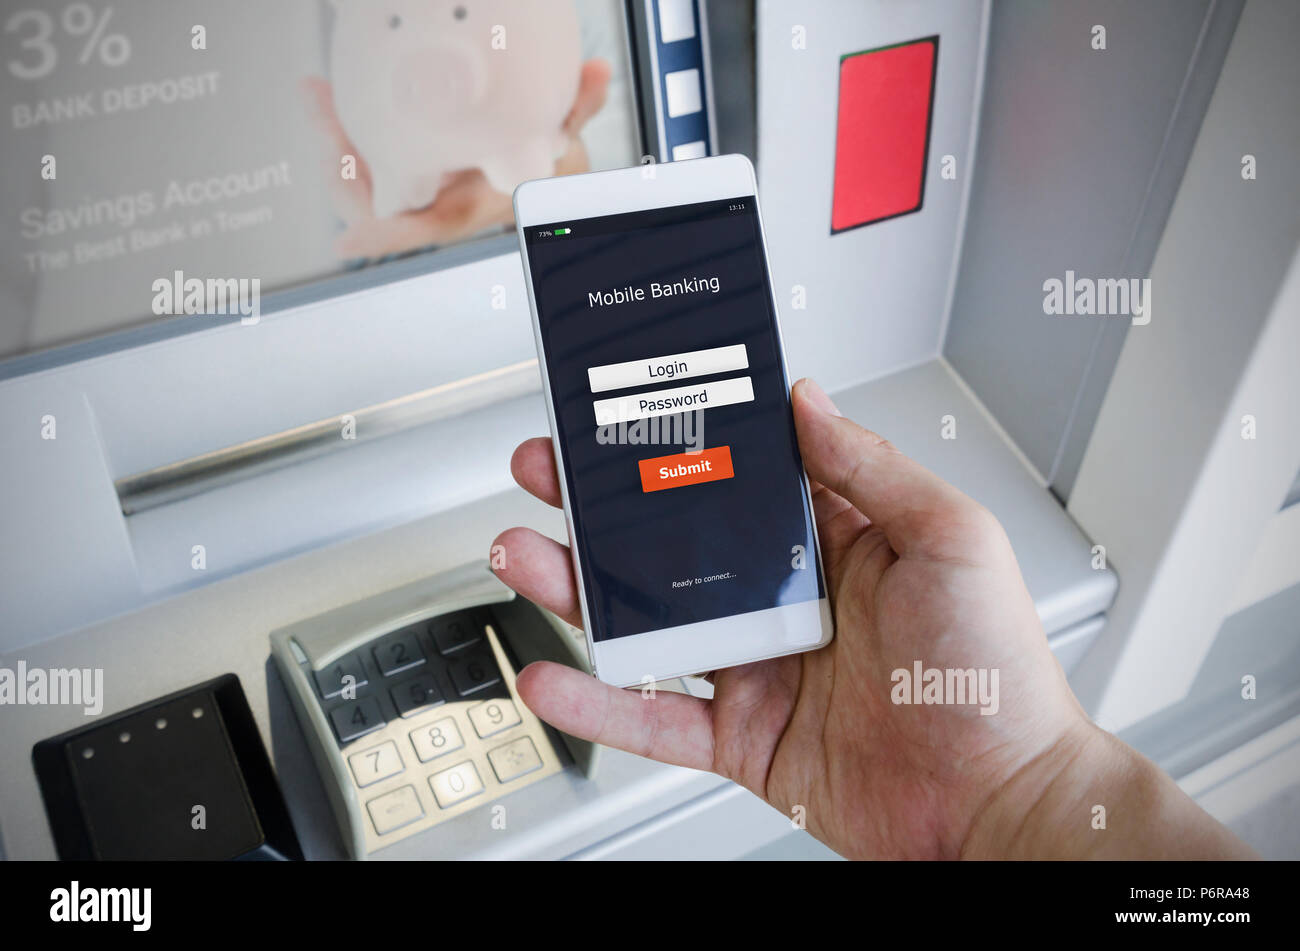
[{"x1": 639, "y1": 446, "x2": 734, "y2": 493}]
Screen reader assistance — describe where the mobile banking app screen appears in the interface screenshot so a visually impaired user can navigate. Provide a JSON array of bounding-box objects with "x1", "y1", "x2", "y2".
[{"x1": 525, "y1": 197, "x2": 823, "y2": 642}]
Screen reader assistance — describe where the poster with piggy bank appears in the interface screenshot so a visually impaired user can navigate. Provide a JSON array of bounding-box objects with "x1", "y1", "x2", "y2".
[
  {"x1": 0, "y1": 0, "x2": 638, "y2": 359},
  {"x1": 308, "y1": 0, "x2": 637, "y2": 259},
  {"x1": 329, "y1": 0, "x2": 582, "y2": 216}
]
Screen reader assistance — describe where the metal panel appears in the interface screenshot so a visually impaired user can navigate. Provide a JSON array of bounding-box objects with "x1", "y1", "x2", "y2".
[
  {"x1": 942, "y1": 0, "x2": 1242, "y2": 495},
  {"x1": 703, "y1": 0, "x2": 757, "y2": 160},
  {"x1": 1284, "y1": 468, "x2": 1300, "y2": 510},
  {"x1": 756, "y1": 0, "x2": 989, "y2": 389},
  {"x1": 1119, "y1": 581, "x2": 1300, "y2": 782},
  {"x1": 827, "y1": 360, "x2": 1117, "y2": 636},
  {"x1": 1068, "y1": 0, "x2": 1300, "y2": 729},
  {"x1": 0, "y1": 363, "x2": 1121, "y2": 858}
]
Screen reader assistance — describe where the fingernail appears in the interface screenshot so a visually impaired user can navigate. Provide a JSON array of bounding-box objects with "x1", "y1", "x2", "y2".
[{"x1": 798, "y1": 378, "x2": 842, "y2": 417}]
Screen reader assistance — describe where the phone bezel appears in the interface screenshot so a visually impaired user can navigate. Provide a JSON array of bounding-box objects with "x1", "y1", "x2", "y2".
[{"x1": 513, "y1": 154, "x2": 834, "y2": 688}]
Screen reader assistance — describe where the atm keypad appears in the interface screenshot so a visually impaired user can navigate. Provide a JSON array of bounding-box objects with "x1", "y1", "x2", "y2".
[{"x1": 300, "y1": 608, "x2": 564, "y2": 853}]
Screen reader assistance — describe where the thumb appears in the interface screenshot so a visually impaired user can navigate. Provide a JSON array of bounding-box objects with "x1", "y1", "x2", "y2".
[{"x1": 791, "y1": 378, "x2": 981, "y2": 560}]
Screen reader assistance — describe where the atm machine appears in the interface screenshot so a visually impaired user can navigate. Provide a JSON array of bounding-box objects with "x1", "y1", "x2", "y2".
[{"x1": 1, "y1": 0, "x2": 1296, "y2": 860}]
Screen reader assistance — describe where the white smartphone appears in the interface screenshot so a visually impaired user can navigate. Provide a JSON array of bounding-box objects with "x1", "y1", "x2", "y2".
[{"x1": 513, "y1": 154, "x2": 833, "y2": 687}]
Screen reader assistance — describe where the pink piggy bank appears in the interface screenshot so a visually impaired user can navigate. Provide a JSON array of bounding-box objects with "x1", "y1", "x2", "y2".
[{"x1": 330, "y1": 0, "x2": 582, "y2": 217}]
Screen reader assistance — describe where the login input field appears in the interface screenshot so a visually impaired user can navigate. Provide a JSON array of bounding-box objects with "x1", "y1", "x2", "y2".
[{"x1": 587, "y1": 344, "x2": 748, "y2": 393}]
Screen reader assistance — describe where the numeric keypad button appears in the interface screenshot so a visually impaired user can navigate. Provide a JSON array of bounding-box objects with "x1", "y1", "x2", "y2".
[
  {"x1": 329, "y1": 696, "x2": 385, "y2": 743},
  {"x1": 469, "y1": 698, "x2": 522, "y2": 738},
  {"x1": 373, "y1": 632, "x2": 425, "y2": 677},
  {"x1": 408, "y1": 716, "x2": 464, "y2": 762},
  {"x1": 314, "y1": 655, "x2": 368, "y2": 700},
  {"x1": 348, "y1": 740, "x2": 404, "y2": 787},
  {"x1": 430, "y1": 612, "x2": 482, "y2": 655},
  {"x1": 366, "y1": 785, "x2": 423, "y2": 835},
  {"x1": 449, "y1": 651, "x2": 501, "y2": 696},
  {"x1": 488, "y1": 737, "x2": 544, "y2": 783},
  {"x1": 428, "y1": 761, "x2": 484, "y2": 808},
  {"x1": 391, "y1": 674, "x2": 443, "y2": 717}
]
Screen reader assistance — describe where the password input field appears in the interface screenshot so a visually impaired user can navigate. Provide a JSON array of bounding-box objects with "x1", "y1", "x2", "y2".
[{"x1": 593, "y1": 376, "x2": 754, "y2": 426}]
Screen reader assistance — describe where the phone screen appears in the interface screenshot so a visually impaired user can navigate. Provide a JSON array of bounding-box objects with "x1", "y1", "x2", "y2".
[{"x1": 524, "y1": 197, "x2": 823, "y2": 643}]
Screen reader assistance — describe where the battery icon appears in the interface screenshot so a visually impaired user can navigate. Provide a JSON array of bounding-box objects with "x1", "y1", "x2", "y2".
[{"x1": 555, "y1": 228, "x2": 571, "y2": 235}]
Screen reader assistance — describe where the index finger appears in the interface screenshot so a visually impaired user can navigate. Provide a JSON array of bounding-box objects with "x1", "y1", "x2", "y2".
[
  {"x1": 792, "y1": 378, "x2": 985, "y2": 562},
  {"x1": 511, "y1": 436, "x2": 563, "y2": 508},
  {"x1": 516, "y1": 661, "x2": 715, "y2": 773}
]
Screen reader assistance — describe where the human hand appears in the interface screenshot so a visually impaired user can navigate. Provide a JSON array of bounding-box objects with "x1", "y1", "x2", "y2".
[
  {"x1": 301, "y1": 58, "x2": 611, "y2": 259},
  {"x1": 491, "y1": 378, "x2": 1253, "y2": 859}
]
